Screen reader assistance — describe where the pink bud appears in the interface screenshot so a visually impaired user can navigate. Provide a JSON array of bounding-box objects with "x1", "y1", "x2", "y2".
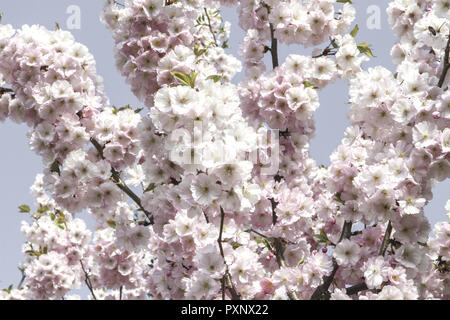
[
  {"x1": 322, "y1": 247, "x2": 328, "y2": 253},
  {"x1": 432, "y1": 111, "x2": 440, "y2": 119}
]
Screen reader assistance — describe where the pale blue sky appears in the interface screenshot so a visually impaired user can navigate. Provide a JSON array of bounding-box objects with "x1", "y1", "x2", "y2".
[{"x1": 0, "y1": 1, "x2": 448, "y2": 291}]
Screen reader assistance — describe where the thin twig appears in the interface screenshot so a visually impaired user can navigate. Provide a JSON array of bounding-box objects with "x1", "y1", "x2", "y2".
[
  {"x1": 203, "y1": 8, "x2": 218, "y2": 47},
  {"x1": 438, "y1": 31, "x2": 450, "y2": 88},
  {"x1": 269, "y1": 198, "x2": 298, "y2": 300},
  {"x1": 379, "y1": 221, "x2": 392, "y2": 257},
  {"x1": 17, "y1": 269, "x2": 25, "y2": 290},
  {"x1": 90, "y1": 137, "x2": 154, "y2": 225},
  {"x1": 80, "y1": 260, "x2": 97, "y2": 300}
]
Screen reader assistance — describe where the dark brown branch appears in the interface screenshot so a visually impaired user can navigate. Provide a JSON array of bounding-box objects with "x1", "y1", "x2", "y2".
[
  {"x1": 90, "y1": 137, "x2": 154, "y2": 225},
  {"x1": 0, "y1": 87, "x2": 15, "y2": 98},
  {"x1": 269, "y1": 23, "x2": 278, "y2": 69},
  {"x1": 310, "y1": 221, "x2": 352, "y2": 300},
  {"x1": 217, "y1": 207, "x2": 241, "y2": 300},
  {"x1": 269, "y1": 198, "x2": 298, "y2": 300},
  {"x1": 312, "y1": 38, "x2": 338, "y2": 58},
  {"x1": 438, "y1": 31, "x2": 450, "y2": 88},
  {"x1": 345, "y1": 221, "x2": 394, "y2": 297}
]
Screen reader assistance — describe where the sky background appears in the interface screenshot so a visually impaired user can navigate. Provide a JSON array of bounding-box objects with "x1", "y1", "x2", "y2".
[{"x1": 0, "y1": 1, "x2": 448, "y2": 292}]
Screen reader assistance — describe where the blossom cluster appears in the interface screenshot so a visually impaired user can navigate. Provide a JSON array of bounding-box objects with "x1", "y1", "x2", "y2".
[{"x1": 0, "y1": 0, "x2": 449, "y2": 301}]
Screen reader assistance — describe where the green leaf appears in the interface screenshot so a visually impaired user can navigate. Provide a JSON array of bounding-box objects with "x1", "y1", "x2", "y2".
[
  {"x1": 43, "y1": 246, "x2": 48, "y2": 254},
  {"x1": 50, "y1": 213, "x2": 56, "y2": 221},
  {"x1": 335, "y1": 192, "x2": 345, "y2": 204},
  {"x1": 350, "y1": 24, "x2": 359, "y2": 38},
  {"x1": 134, "y1": 107, "x2": 143, "y2": 114},
  {"x1": 189, "y1": 71, "x2": 198, "y2": 88},
  {"x1": 170, "y1": 71, "x2": 192, "y2": 87},
  {"x1": 3, "y1": 284, "x2": 13, "y2": 294},
  {"x1": 37, "y1": 205, "x2": 50, "y2": 214},
  {"x1": 194, "y1": 44, "x2": 207, "y2": 57},
  {"x1": 107, "y1": 220, "x2": 116, "y2": 229},
  {"x1": 231, "y1": 241, "x2": 242, "y2": 249},
  {"x1": 417, "y1": 241, "x2": 428, "y2": 247},
  {"x1": 206, "y1": 75, "x2": 222, "y2": 82},
  {"x1": 296, "y1": 257, "x2": 305, "y2": 267},
  {"x1": 50, "y1": 160, "x2": 61, "y2": 176},
  {"x1": 18, "y1": 205, "x2": 30, "y2": 213},
  {"x1": 337, "y1": 0, "x2": 353, "y2": 3},
  {"x1": 357, "y1": 42, "x2": 375, "y2": 58},
  {"x1": 428, "y1": 26, "x2": 437, "y2": 36},
  {"x1": 144, "y1": 183, "x2": 156, "y2": 193},
  {"x1": 313, "y1": 230, "x2": 329, "y2": 244},
  {"x1": 303, "y1": 81, "x2": 315, "y2": 88}
]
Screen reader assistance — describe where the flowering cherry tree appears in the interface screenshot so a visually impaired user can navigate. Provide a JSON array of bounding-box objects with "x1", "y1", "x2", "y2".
[{"x1": 0, "y1": 0, "x2": 449, "y2": 300}]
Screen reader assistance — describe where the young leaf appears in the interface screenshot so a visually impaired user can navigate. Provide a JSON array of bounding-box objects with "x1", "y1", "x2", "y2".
[
  {"x1": 337, "y1": 0, "x2": 353, "y2": 3},
  {"x1": 144, "y1": 183, "x2": 156, "y2": 192},
  {"x1": 350, "y1": 24, "x2": 359, "y2": 37},
  {"x1": 50, "y1": 160, "x2": 61, "y2": 176},
  {"x1": 18, "y1": 205, "x2": 30, "y2": 213},
  {"x1": 313, "y1": 230, "x2": 329, "y2": 243},
  {"x1": 303, "y1": 81, "x2": 315, "y2": 88},
  {"x1": 37, "y1": 205, "x2": 50, "y2": 214},
  {"x1": 170, "y1": 71, "x2": 192, "y2": 87},
  {"x1": 107, "y1": 220, "x2": 117, "y2": 229},
  {"x1": 189, "y1": 71, "x2": 198, "y2": 88},
  {"x1": 357, "y1": 42, "x2": 375, "y2": 58},
  {"x1": 206, "y1": 75, "x2": 222, "y2": 82}
]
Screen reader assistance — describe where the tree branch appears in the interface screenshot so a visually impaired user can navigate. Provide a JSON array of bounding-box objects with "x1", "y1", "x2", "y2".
[
  {"x1": 0, "y1": 87, "x2": 15, "y2": 98},
  {"x1": 17, "y1": 268, "x2": 25, "y2": 290},
  {"x1": 345, "y1": 221, "x2": 394, "y2": 297},
  {"x1": 203, "y1": 8, "x2": 218, "y2": 47},
  {"x1": 269, "y1": 23, "x2": 278, "y2": 69},
  {"x1": 438, "y1": 31, "x2": 450, "y2": 89},
  {"x1": 217, "y1": 207, "x2": 241, "y2": 300},
  {"x1": 90, "y1": 137, "x2": 154, "y2": 225},
  {"x1": 269, "y1": 198, "x2": 298, "y2": 300},
  {"x1": 310, "y1": 221, "x2": 352, "y2": 300},
  {"x1": 80, "y1": 259, "x2": 97, "y2": 300},
  {"x1": 345, "y1": 282, "x2": 368, "y2": 296}
]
